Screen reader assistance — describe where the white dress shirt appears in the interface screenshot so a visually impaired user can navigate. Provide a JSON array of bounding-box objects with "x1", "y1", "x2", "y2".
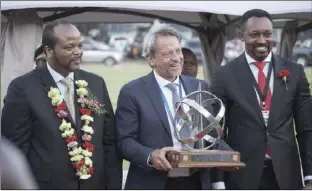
[
  {"x1": 47, "y1": 63, "x2": 74, "y2": 98},
  {"x1": 245, "y1": 52, "x2": 312, "y2": 182},
  {"x1": 153, "y1": 70, "x2": 225, "y2": 189}
]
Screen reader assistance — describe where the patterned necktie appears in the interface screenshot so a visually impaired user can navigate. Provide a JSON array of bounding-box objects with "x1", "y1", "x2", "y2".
[
  {"x1": 253, "y1": 62, "x2": 271, "y2": 158},
  {"x1": 166, "y1": 83, "x2": 192, "y2": 149},
  {"x1": 60, "y1": 77, "x2": 76, "y2": 123}
]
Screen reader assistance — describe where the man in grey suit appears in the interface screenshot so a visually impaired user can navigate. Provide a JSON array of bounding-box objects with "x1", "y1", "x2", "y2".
[{"x1": 116, "y1": 20, "x2": 232, "y2": 190}]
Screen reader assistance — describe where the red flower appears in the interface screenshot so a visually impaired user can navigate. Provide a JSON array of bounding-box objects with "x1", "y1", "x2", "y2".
[
  {"x1": 278, "y1": 70, "x2": 290, "y2": 90},
  {"x1": 55, "y1": 103, "x2": 67, "y2": 113},
  {"x1": 278, "y1": 70, "x2": 290, "y2": 78},
  {"x1": 83, "y1": 142, "x2": 94, "y2": 152},
  {"x1": 65, "y1": 136, "x2": 76, "y2": 144},
  {"x1": 72, "y1": 160, "x2": 85, "y2": 169},
  {"x1": 80, "y1": 108, "x2": 91, "y2": 116},
  {"x1": 88, "y1": 167, "x2": 94, "y2": 174}
]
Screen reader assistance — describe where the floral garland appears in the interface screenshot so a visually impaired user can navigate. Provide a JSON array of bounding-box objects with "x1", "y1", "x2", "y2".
[{"x1": 48, "y1": 80, "x2": 105, "y2": 179}]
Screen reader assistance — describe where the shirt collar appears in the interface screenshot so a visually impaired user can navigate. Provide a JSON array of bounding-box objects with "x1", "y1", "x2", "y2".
[
  {"x1": 245, "y1": 51, "x2": 272, "y2": 65},
  {"x1": 47, "y1": 62, "x2": 74, "y2": 83},
  {"x1": 153, "y1": 70, "x2": 180, "y2": 88}
]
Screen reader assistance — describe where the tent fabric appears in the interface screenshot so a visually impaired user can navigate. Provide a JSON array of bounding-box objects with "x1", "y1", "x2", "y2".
[
  {"x1": 277, "y1": 20, "x2": 299, "y2": 59},
  {"x1": 198, "y1": 30, "x2": 227, "y2": 85},
  {"x1": 1, "y1": 1, "x2": 311, "y2": 29},
  {"x1": 198, "y1": 13, "x2": 228, "y2": 84},
  {"x1": 1, "y1": 9, "x2": 43, "y2": 105},
  {"x1": 1, "y1": 1, "x2": 311, "y2": 16}
]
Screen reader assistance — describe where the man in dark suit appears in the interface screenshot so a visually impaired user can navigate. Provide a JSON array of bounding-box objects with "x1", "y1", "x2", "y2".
[
  {"x1": 1, "y1": 20, "x2": 122, "y2": 189},
  {"x1": 116, "y1": 20, "x2": 233, "y2": 190},
  {"x1": 211, "y1": 9, "x2": 312, "y2": 189}
]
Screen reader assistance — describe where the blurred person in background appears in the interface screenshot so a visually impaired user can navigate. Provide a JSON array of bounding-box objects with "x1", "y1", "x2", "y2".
[
  {"x1": 1, "y1": 137, "x2": 38, "y2": 190},
  {"x1": 181, "y1": 48, "x2": 198, "y2": 78},
  {"x1": 211, "y1": 9, "x2": 312, "y2": 190}
]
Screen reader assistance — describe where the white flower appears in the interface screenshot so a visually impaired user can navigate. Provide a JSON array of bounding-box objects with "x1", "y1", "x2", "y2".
[
  {"x1": 70, "y1": 154, "x2": 84, "y2": 162},
  {"x1": 59, "y1": 119, "x2": 70, "y2": 131},
  {"x1": 81, "y1": 115, "x2": 94, "y2": 122},
  {"x1": 82, "y1": 125, "x2": 94, "y2": 134},
  {"x1": 61, "y1": 128, "x2": 74, "y2": 138},
  {"x1": 82, "y1": 149, "x2": 92, "y2": 157},
  {"x1": 51, "y1": 95, "x2": 63, "y2": 106},
  {"x1": 67, "y1": 141, "x2": 78, "y2": 149},
  {"x1": 80, "y1": 174, "x2": 91, "y2": 180},
  {"x1": 84, "y1": 157, "x2": 93, "y2": 167},
  {"x1": 76, "y1": 88, "x2": 88, "y2": 98},
  {"x1": 69, "y1": 147, "x2": 83, "y2": 156},
  {"x1": 75, "y1": 80, "x2": 88, "y2": 88},
  {"x1": 48, "y1": 88, "x2": 60, "y2": 98}
]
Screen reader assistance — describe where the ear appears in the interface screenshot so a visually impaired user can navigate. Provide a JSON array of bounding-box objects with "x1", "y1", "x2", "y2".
[
  {"x1": 44, "y1": 46, "x2": 53, "y2": 58},
  {"x1": 148, "y1": 56, "x2": 155, "y2": 67}
]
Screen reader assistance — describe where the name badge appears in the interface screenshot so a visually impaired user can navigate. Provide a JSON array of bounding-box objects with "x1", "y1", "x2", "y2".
[{"x1": 262, "y1": 110, "x2": 270, "y2": 126}]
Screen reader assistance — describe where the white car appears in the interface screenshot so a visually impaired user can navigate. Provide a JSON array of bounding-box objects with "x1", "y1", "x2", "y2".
[{"x1": 81, "y1": 37, "x2": 124, "y2": 66}]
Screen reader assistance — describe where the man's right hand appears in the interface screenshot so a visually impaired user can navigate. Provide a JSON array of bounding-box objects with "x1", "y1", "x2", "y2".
[{"x1": 150, "y1": 147, "x2": 179, "y2": 171}]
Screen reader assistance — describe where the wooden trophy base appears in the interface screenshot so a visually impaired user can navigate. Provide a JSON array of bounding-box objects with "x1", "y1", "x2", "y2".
[{"x1": 169, "y1": 150, "x2": 246, "y2": 168}]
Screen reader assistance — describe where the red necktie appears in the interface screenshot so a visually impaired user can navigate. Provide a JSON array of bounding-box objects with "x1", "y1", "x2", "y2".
[
  {"x1": 253, "y1": 62, "x2": 272, "y2": 110},
  {"x1": 254, "y1": 62, "x2": 272, "y2": 157}
]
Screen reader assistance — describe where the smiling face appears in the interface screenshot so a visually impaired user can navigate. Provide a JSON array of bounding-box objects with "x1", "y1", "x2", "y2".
[
  {"x1": 46, "y1": 24, "x2": 83, "y2": 77},
  {"x1": 242, "y1": 16, "x2": 273, "y2": 61},
  {"x1": 149, "y1": 35, "x2": 183, "y2": 82}
]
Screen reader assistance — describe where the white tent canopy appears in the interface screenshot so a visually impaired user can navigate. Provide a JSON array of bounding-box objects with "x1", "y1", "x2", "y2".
[
  {"x1": 1, "y1": 1, "x2": 311, "y2": 27},
  {"x1": 1, "y1": 1, "x2": 312, "y2": 109}
]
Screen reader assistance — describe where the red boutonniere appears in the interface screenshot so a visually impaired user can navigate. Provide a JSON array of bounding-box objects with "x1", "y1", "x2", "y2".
[{"x1": 278, "y1": 70, "x2": 290, "y2": 90}]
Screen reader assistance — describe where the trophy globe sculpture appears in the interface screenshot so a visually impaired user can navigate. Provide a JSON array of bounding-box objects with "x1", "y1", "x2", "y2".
[{"x1": 171, "y1": 82, "x2": 245, "y2": 168}]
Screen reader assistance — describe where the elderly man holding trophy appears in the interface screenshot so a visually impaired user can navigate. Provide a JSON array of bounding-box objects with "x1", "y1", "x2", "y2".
[{"x1": 115, "y1": 20, "x2": 244, "y2": 190}]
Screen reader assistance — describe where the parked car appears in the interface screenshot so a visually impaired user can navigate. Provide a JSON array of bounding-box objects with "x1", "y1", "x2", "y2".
[
  {"x1": 293, "y1": 38, "x2": 312, "y2": 67},
  {"x1": 81, "y1": 37, "x2": 124, "y2": 66}
]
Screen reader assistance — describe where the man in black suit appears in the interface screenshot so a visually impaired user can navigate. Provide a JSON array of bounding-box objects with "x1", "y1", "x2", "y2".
[
  {"x1": 211, "y1": 9, "x2": 312, "y2": 189},
  {"x1": 1, "y1": 20, "x2": 122, "y2": 189}
]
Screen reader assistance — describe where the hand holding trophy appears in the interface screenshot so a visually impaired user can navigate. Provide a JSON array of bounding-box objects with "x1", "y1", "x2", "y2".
[{"x1": 166, "y1": 83, "x2": 245, "y2": 171}]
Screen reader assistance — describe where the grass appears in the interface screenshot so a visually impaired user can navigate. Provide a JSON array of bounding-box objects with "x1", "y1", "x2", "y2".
[{"x1": 81, "y1": 61, "x2": 312, "y2": 170}]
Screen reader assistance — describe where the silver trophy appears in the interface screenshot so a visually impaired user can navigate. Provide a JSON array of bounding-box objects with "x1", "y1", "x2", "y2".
[{"x1": 168, "y1": 83, "x2": 245, "y2": 168}]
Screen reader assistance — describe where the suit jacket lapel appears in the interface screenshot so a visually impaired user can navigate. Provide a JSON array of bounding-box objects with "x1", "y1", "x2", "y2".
[
  {"x1": 267, "y1": 54, "x2": 285, "y2": 128},
  {"x1": 39, "y1": 64, "x2": 76, "y2": 128},
  {"x1": 143, "y1": 72, "x2": 173, "y2": 139},
  {"x1": 180, "y1": 75, "x2": 194, "y2": 95},
  {"x1": 235, "y1": 54, "x2": 266, "y2": 126}
]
